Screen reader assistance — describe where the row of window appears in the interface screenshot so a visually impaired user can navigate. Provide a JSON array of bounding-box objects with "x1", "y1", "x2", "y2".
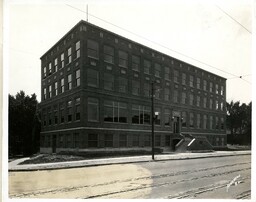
[
  {"x1": 41, "y1": 132, "x2": 226, "y2": 148},
  {"x1": 42, "y1": 98, "x2": 225, "y2": 130},
  {"x1": 43, "y1": 69, "x2": 80, "y2": 100}
]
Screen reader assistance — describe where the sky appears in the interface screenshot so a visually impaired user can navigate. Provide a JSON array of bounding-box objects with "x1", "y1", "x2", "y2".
[{"x1": 5, "y1": 0, "x2": 253, "y2": 104}]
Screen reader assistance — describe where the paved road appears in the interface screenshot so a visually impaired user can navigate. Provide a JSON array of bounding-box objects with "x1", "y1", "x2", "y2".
[{"x1": 9, "y1": 155, "x2": 251, "y2": 199}]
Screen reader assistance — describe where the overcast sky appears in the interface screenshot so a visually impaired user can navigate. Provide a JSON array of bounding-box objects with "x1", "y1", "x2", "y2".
[{"x1": 5, "y1": 0, "x2": 253, "y2": 104}]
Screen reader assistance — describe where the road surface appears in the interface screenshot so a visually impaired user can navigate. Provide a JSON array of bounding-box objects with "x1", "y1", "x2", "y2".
[{"x1": 9, "y1": 155, "x2": 251, "y2": 199}]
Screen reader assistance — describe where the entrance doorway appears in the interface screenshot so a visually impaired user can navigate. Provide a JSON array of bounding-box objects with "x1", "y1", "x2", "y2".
[{"x1": 173, "y1": 116, "x2": 180, "y2": 133}]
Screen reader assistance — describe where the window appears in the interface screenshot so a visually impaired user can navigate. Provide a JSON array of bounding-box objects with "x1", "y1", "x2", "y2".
[
  {"x1": 173, "y1": 90, "x2": 178, "y2": 103},
  {"x1": 220, "y1": 102, "x2": 224, "y2": 111},
  {"x1": 209, "y1": 99, "x2": 213, "y2": 109},
  {"x1": 189, "y1": 93, "x2": 194, "y2": 105},
  {"x1": 196, "y1": 114, "x2": 201, "y2": 129},
  {"x1": 43, "y1": 67, "x2": 46, "y2": 78},
  {"x1": 104, "y1": 134, "x2": 113, "y2": 147},
  {"x1": 155, "y1": 107, "x2": 161, "y2": 125},
  {"x1": 164, "y1": 109, "x2": 171, "y2": 127},
  {"x1": 67, "y1": 74, "x2": 72, "y2": 90},
  {"x1": 196, "y1": 96, "x2": 200, "y2": 107},
  {"x1": 88, "y1": 98, "x2": 99, "y2": 122},
  {"x1": 144, "y1": 59, "x2": 151, "y2": 74},
  {"x1": 48, "y1": 63, "x2": 52, "y2": 75},
  {"x1": 209, "y1": 82, "x2": 213, "y2": 92},
  {"x1": 132, "y1": 134, "x2": 139, "y2": 147},
  {"x1": 43, "y1": 88, "x2": 46, "y2": 100},
  {"x1": 181, "y1": 92, "x2": 187, "y2": 104},
  {"x1": 104, "y1": 73, "x2": 114, "y2": 91},
  {"x1": 196, "y1": 78, "x2": 201, "y2": 89},
  {"x1": 165, "y1": 67, "x2": 170, "y2": 80},
  {"x1": 164, "y1": 88, "x2": 170, "y2": 101},
  {"x1": 182, "y1": 73, "x2": 186, "y2": 85},
  {"x1": 75, "y1": 69, "x2": 80, "y2": 87},
  {"x1": 54, "y1": 58, "x2": 58, "y2": 72},
  {"x1": 216, "y1": 100, "x2": 219, "y2": 110},
  {"x1": 155, "y1": 135, "x2": 161, "y2": 147},
  {"x1": 60, "y1": 78, "x2": 64, "y2": 93},
  {"x1": 203, "y1": 115, "x2": 207, "y2": 129},
  {"x1": 54, "y1": 106, "x2": 58, "y2": 125},
  {"x1": 165, "y1": 135, "x2": 170, "y2": 146},
  {"x1": 75, "y1": 41, "x2": 80, "y2": 59},
  {"x1": 209, "y1": 116, "x2": 213, "y2": 129},
  {"x1": 87, "y1": 69, "x2": 99, "y2": 87},
  {"x1": 220, "y1": 86, "x2": 224, "y2": 95},
  {"x1": 182, "y1": 111, "x2": 187, "y2": 127},
  {"x1": 154, "y1": 63, "x2": 161, "y2": 77},
  {"x1": 144, "y1": 83, "x2": 150, "y2": 97},
  {"x1": 132, "y1": 55, "x2": 140, "y2": 71},
  {"x1": 119, "y1": 77, "x2": 127, "y2": 93},
  {"x1": 60, "y1": 103, "x2": 65, "y2": 123},
  {"x1": 215, "y1": 117, "x2": 219, "y2": 129},
  {"x1": 67, "y1": 100, "x2": 72, "y2": 122},
  {"x1": 61, "y1": 53, "x2": 64, "y2": 68},
  {"x1": 202, "y1": 97, "x2": 207, "y2": 108},
  {"x1": 189, "y1": 113, "x2": 194, "y2": 128},
  {"x1": 155, "y1": 85, "x2": 161, "y2": 99},
  {"x1": 75, "y1": 97, "x2": 80, "y2": 121},
  {"x1": 48, "y1": 108, "x2": 52, "y2": 126},
  {"x1": 59, "y1": 134, "x2": 64, "y2": 148},
  {"x1": 203, "y1": 80, "x2": 207, "y2": 91},
  {"x1": 119, "y1": 134, "x2": 127, "y2": 147},
  {"x1": 144, "y1": 135, "x2": 151, "y2": 147},
  {"x1": 104, "y1": 101, "x2": 127, "y2": 123},
  {"x1": 87, "y1": 39, "x2": 99, "y2": 59},
  {"x1": 132, "y1": 105, "x2": 150, "y2": 125},
  {"x1": 104, "y1": 45, "x2": 114, "y2": 63},
  {"x1": 88, "y1": 134, "x2": 98, "y2": 148},
  {"x1": 66, "y1": 134, "x2": 72, "y2": 148},
  {"x1": 74, "y1": 133, "x2": 80, "y2": 148},
  {"x1": 118, "y1": 50, "x2": 128, "y2": 67},
  {"x1": 132, "y1": 80, "x2": 140, "y2": 95},
  {"x1": 174, "y1": 70, "x2": 179, "y2": 83},
  {"x1": 189, "y1": 75, "x2": 194, "y2": 87},
  {"x1": 221, "y1": 117, "x2": 224, "y2": 130},
  {"x1": 67, "y1": 47, "x2": 72, "y2": 64},
  {"x1": 216, "y1": 84, "x2": 219, "y2": 94},
  {"x1": 48, "y1": 85, "x2": 52, "y2": 98}
]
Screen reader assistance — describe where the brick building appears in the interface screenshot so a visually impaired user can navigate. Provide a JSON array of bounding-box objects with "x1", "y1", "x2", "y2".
[{"x1": 40, "y1": 20, "x2": 227, "y2": 153}]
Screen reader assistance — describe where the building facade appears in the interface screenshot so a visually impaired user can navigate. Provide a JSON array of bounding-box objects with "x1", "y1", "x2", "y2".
[{"x1": 40, "y1": 20, "x2": 227, "y2": 153}]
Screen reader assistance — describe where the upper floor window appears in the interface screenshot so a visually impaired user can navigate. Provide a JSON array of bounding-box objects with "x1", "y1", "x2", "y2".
[
  {"x1": 173, "y1": 90, "x2": 178, "y2": 103},
  {"x1": 61, "y1": 53, "x2": 64, "y2": 68},
  {"x1": 196, "y1": 96, "x2": 201, "y2": 107},
  {"x1": 154, "y1": 63, "x2": 161, "y2": 78},
  {"x1": 132, "y1": 80, "x2": 140, "y2": 95},
  {"x1": 87, "y1": 39, "x2": 99, "y2": 59},
  {"x1": 88, "y1": 97, "x2": 99, "y2": 122},
  {"x1": 182, "y1": 73, "x2": 186, "y2": 85},
  {"x1": 43, "y1": 88, "x2": 46, "y2": 100},
  {"x1": 104, "y1": 45, "x2": 114, "y2": 64},
  {"x1": 132, "y1": 105, "x2": 150, "y2": 125},
  {"x1": 87, "y1": 69, "x2": 99, "y2": 87},
  {"x1": 203, "y1": 80, "x2": 207, "y2": 91},
  {"x1": 209, "y1": 82, "x2": 213, "y2": 92},
  {"x1": 189, "y1": 75, "x2": 194, "y2": 87},
  {"x1": 132, "y1": 55, "x2": 140, "y2": 71},
  {"x1": 174, "y1": 70, "x2": 179, "y2": 83},
  {"x1": 67, "y1": 47, "x2": 72, "y2": 64},
  {"x1": 104, "y1": 101, "x2": 127, "y2": 123},
  {"x1": 181, "y1": 92, "x2": 187, "y2": 104},
  {"x1": 75, "y1": 41, "x2": 80, "y2": 59},
  {"x1": 196, "y1": 78, "x2": 201, "y2": 89},
  {"x1": 48, "y1": 85, "x2": 52, "y2": 98},
  {"x1": 164, "y1": 88, "x2": 170, "y2": 101},
  {"x1": 75, "y1": 69, "x2": 80, "y2": 87},
  {"x1": 60, "y1": 78, "x2": 64, "y2": 93},
  {"x1": 165, "y1": 67, "x2": 170, "y2": 80},
  {"x1": 119, "y1": 77, "x2": 128, "y2": 93},
  {"x1": 216, "y1": 84, "x2": 219, "y2": 94},
  {"x1": 67, "y1": 74, "x2": 72, "y2": 90},
  {"x1": 118, "y1": 50, "x2": 128, "y2": 68},
  {"x1": 220, "y1": 85, "x2": 224, "y2": 95},
  {"x1": 104, "y1": 73, "x2": 114, "y2": 91},
  {"x1": 48, "y1": 63, "x2": 52, "y2": 75},
  {"x1": 54, "y1": 58, "x2": 58, "y2": 72},
  {"x1": 189, "y1": 113, "x2": 194, "y2": 128},
  {"x1": 182, "y1": 111, "x2": 187, "y2": 127},
  {"x1": 43, "y1": 67, "x2": 46, "y2": 78},
  {"x1": 189, "y1": 93, "x2": 194, "y2": 105},
  {"x1": 144, "y1": 59, "x2": 151, "y2": 74},
  {"x1": 54, "y1": 81, "x2": 58, "y2": 96}
]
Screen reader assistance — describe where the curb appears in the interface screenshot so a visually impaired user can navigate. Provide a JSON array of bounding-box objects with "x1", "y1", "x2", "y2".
[{"x1": 8, "y1": 151, "x2": 251, "y2": 172}]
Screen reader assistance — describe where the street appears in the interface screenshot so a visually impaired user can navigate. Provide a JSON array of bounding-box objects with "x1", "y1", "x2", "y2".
[{"x1": 9, "y1": 155, "x2": 251, "y2": 199}]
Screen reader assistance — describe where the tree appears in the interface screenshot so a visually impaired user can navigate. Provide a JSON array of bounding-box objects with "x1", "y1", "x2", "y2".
[
  {"x1": 226, "y1": 101, "x2": 251, "y2": 145},
  {"x1": 9, "y1": 91, "x2": 41, "y2": 157}
]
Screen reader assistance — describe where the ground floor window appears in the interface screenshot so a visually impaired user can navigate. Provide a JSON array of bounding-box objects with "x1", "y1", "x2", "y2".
[
  {"x1": 119, "y1": 134, "x2": 127, "y2": 147},
  {"x1": 104, "y1": 134, "x2": 113, "y2": 147},
  {"x1": 144, "y1": 135, "x2": 150, "y2": 147},
  {"x1": 165, "y1": 135, "x2": 170, "y2": 146},
  {"x1": 132, "y1": 134, "x2": 139, "y2": 147},
  {"x1": 74, "y1": 133, "x2": 80, "y2": 148},
  {"x1": 155, "y1": 135, "x2": 161, "y2": 146},
  {"x1": 88, "y1": 134, "x2": 98, "y2": 148}
]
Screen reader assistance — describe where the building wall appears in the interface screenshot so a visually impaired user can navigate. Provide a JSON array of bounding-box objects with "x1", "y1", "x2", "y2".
[{"x1": 40, "y1": 21, "x2": 227, "y2": 153}]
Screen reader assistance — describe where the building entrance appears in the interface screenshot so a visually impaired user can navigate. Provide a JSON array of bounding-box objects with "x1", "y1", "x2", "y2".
[{"x1": 173, "y1": 116, "x2": 180, "y2": 133}]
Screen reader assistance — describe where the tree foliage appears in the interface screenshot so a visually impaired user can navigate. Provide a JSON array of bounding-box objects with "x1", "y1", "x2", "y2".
[
  {"x1": 226, "y1": 100, "x2": 251, "y2": 145},
  {"x1": 9, "y1": 91, "x2": 41, "y2": 156}
]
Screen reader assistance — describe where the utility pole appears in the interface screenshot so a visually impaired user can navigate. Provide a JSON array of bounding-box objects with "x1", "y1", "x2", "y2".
[{"x1": 151, "y1": 81, "x2": 155, "y2": 160}]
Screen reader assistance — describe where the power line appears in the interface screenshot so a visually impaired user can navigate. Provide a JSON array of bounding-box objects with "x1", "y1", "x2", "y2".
[
  {"x1": 66, "y1": 4, "x2": 248, "y2": 82},
  {"x1": 215, "y1": 5, "x2": 251, "y2": 34}
]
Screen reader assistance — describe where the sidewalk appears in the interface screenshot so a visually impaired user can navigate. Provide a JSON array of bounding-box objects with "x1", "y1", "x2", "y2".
[{"x1": 9, "y1": 150, "x2": 251, "y2": 172}]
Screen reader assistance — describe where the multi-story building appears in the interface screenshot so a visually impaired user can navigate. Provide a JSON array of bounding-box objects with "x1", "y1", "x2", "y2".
[{"x1": 40, "y1": 20, "x2": 227, "y2": 153}]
